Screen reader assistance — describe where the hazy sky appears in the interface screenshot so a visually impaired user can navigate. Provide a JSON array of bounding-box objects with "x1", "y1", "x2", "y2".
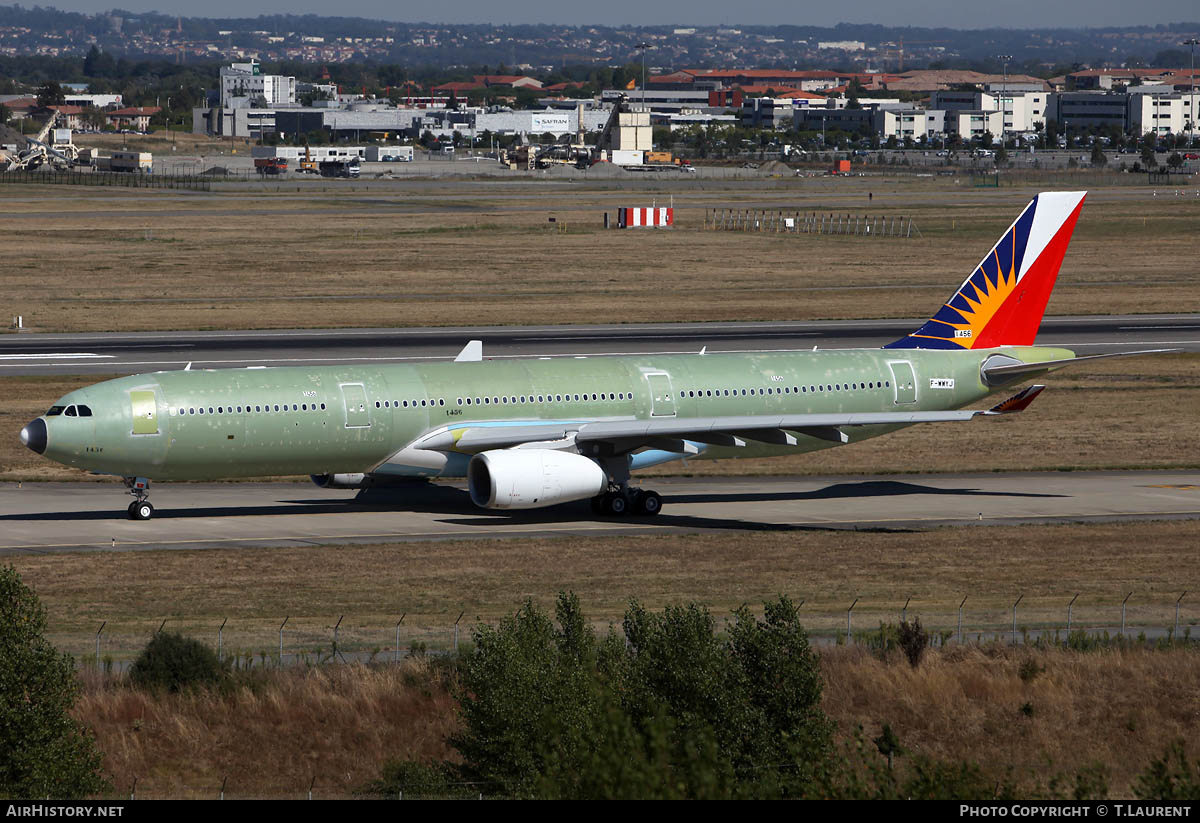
[{"x1": 48, "y1": 0, "x2": 1200, "y2": 29}]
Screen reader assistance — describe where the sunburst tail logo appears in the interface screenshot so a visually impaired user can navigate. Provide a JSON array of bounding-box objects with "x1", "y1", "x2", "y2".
[{"x1": 885, "y1": 192, "x2": 1087, "y2": 351}]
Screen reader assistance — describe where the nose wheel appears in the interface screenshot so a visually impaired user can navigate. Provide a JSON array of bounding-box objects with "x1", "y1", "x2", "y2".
[
  {"x1": 123, "y1": 476, "x2": 154, "y2": 520},
  {"x1": 128, "y1": 500, "x2": 154, "y2": 521}
]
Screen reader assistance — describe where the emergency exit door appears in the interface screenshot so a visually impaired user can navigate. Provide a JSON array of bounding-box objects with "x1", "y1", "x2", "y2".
[
  {"x1": 888, "y1": 361, "x2": 917, "y2": 405},
  {"x1": 645, "y1": 372, "x2": 676, "y2": 417},
  {"x1": 340, "y1": 384, "x2": 371, "y2": 428}
]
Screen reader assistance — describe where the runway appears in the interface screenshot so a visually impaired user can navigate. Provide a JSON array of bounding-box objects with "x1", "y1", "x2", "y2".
[
  {"x1": 2, "y1": 470, "x2": 1197, "y2": 554},
  {"x1": 0, "y1": 314, "x2": 1196, "y2": 376}
]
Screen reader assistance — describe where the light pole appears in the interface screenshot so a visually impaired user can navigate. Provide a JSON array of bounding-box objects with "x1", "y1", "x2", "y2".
[
  {"x1": 637, "y1": 42, "x2": 649, "y2": 110},
  {"x1": 1185, "y1": 39, "x2": 1199, "y2": 150},
  {"x1": 997, "y1": 54, "x2": 1012, "y2": 149}
]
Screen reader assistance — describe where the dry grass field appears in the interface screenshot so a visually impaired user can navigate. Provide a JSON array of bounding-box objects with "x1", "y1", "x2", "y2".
[
  {"x1": 68, "y1": 641, "x2": 1198, "y2": 798},
  {"x1": 3, "y1": 353, "x2": 1196, "y2": 481},
  {"x1": 10, "y1": 519, "x2": 1198, "y2": 663},
  {"x1": 2, "y1": 181, "x2": 1196, "y2": 334}
]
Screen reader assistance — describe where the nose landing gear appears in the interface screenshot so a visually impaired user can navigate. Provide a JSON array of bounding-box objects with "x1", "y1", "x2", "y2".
[{"x1": 123, "y1": 477, "x2": 154, "y2": 520}]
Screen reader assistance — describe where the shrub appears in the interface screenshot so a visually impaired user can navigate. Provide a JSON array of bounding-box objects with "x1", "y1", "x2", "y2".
[
  {"x1": 0, "y1": 566, "x2": 108, "y2": 798},
  {"x1": 898, "y1": 619, "x2": 929, "y2": 668},
  {"x1": 368, "y1": 759, "x2": 466, "y2": 799},
  {"x1": 128, "y1": 631, "x2": 228, "y2": 693},
  {"x1": 1134, "y1": 741, "x2": 1200, "y2": 800}
]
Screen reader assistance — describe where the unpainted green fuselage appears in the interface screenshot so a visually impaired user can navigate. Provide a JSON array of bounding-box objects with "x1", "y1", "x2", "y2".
[{"x1": 34, "y1": 346, "x2": 1071, "y2": 481}]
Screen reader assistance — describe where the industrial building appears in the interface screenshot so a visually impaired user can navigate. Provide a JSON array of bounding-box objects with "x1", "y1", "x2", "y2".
[{"x1": 189, "y1": 60, "x2": 1198, "y2": 147}]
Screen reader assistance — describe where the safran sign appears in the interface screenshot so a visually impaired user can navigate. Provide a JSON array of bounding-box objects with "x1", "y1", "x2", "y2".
[{"x1": 531, "y1": 113, "x2": 571, "y2": 133}]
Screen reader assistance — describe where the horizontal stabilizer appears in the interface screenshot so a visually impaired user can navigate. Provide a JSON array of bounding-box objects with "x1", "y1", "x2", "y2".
[{"x1": 982, "y1": 349, "x2": 1179, "y2": 383}]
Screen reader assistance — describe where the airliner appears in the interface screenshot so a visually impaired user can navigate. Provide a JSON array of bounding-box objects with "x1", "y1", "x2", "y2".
[{"x1": 19, "y1": 191, "x2": 1165, "y2": 520}]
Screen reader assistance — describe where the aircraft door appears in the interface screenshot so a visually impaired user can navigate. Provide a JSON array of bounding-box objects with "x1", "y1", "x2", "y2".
[
  {"x1": 888, "y1": 361, "x2": 917, "y2": 405},
  {"x1": 129, "y1": 390, "x2": 159, "y2": 435},
  {"x1": 645, "y1": 372, "x2": 676, "y2": 417},
  {"x1": 340, "y1": 383, "x2": 371, "y2": 428}
]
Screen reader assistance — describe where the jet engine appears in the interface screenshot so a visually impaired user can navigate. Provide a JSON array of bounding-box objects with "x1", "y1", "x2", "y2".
[
  {"x1": 468, "y1": 449, "x2": 608, "y2": 510},
  {"x1": 310, "y1": 472, "x2": 371, "y2": 489}
]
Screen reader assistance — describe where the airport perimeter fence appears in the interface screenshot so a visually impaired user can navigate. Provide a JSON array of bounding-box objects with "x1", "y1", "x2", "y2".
[
  {"x1": 67, "y1": 591, "x2": 1195, "y2": 676},
  {"x1": 704, "y1": 208, "x2": 920, "y2": 238},
  {"x1": 0, "y1": 169, "x2": 211, "y2": 190}
]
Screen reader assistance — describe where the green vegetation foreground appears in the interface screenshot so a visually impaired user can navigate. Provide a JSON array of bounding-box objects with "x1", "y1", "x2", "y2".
[{"x1": 67, "y1": 592, "x2": 1200, "y2": 800}]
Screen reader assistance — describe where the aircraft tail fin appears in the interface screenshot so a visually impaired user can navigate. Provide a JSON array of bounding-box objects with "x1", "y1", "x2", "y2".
[{"x1": 885, "y1": 191, "x2": 1087, "y2": 350}]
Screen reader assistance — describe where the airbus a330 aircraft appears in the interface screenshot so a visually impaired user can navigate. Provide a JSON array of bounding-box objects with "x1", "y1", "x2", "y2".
[{"x1": 19, "y1": 191, "x2": 1165, "y2": 520}]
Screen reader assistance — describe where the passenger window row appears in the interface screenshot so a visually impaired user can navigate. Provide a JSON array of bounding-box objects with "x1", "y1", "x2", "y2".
[
  {"x1": 170, "y1": 402, "x2": 328, "y2": 416},
  {"x1": 454, "y1": 391, "x2": 628, "y2": 407},
  {"x1": 679, "y1": 380, "x2": 891, "y2": 398}
]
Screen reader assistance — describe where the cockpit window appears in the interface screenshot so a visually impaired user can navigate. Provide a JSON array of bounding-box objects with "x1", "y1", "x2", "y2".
[
  {"x1": 65, "y1": 406, "x2": 77, "y2": 417},
  {"x1": 45, "y1": 406, "x2": 65, "y2": 416},
  {"x1": 77, "y1": 405, "x2": 93, "y2": 417}
]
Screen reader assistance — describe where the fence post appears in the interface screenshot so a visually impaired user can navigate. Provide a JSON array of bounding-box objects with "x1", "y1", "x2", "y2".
[
  {"x1": 395, "y1": 613, "x2": 406, "y2": 663},
  {"x1": 1067, "y1": 593, "x2": 1079, "y2": 638},
  {"x1": 846, "y1": 598, "x2": 858, "y2": 640},
  {"x1": 958, "y1": 595, "x2": 967, "y2": 644},
  {"x1": 1011, "y1": 594, "x2": 1023, "y2": 645},
  {"x1": 95, "y1": 621, "x2": 105, "y2": 668},
  {"x1": 218, "y1": 617, "x2": 227, "y2": 661},
  {"x1": 1121, "y1": 592, "x2": 1132, "y2": 636},
  {"x1": 279, "y1": 616, "x2": 288, "y2": 666},
  {"x1": 454, "y1": 611, "x2": 465, "y2": 654},
  {"x1": 1176, "y1": 592, "x2": 1188, "y2": 641}
]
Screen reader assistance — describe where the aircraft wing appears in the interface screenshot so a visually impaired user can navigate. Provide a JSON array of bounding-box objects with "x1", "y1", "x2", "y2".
[{"x1": 415, "y1": 385, "x2": 1045, "y2": 456}]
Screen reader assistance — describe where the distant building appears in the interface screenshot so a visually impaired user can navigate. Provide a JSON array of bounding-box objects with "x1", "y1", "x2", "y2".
[
  {"x1": 1127, "y1": 90, "x2": 1185, "y2": 135},
  {"x1": 220, "y1": 60, "x2": 296, "y2": 108},
  {"x1": 1050, "y1": 92, "x2": 1130, "y2": 132},
  {"x1": 63, "y1": 93, "x2": 123, "y2": 109},
  {"x1": 945, "y1": 109, "x2": 1003, "y2": 141},
  {"x1": 105, "y1": 106, "x2": 161, "y2": 132}
]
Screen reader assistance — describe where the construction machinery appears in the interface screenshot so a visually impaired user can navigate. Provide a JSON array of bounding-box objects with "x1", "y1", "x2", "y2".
[
  {"x1": 297, "y1": 145, "x2": 319, "y2": 174},
  {"x1": 3, "y1": 110, "x2": 80, "y2": 172}
]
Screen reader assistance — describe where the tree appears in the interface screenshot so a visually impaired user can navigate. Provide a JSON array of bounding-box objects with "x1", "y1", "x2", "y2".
[
  {"x1": 0, "y1": 566, "x2": 107, "y2": 798},
  {"x1": 1167, "y1": 152, "x2": 1184, "y2": 170},
  {"x1": 449, "y1": 593, "x2": 832, "y2": 799},
  {"x1": 0, "y1": 103, "x2": 8, "y2": 127},
  {"x1": 36, "y1": 80, "x2": 64, "y2": 107},
  {"x1": 1091, "y1": 143, "x2": 1107, "y2": 167}
]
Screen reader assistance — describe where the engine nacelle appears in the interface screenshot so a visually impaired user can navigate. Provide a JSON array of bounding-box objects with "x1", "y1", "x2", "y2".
[
  {"x1": 310, "y1": 472, "x2": 371, "y2": 489},
  {"x1": 468, "y1": 449, "x2": 608, "y2": 510}
]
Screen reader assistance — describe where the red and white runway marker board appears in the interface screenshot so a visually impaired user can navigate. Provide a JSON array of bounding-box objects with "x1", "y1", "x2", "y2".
[{"x1": 618, "y1": 207, "x2": 674, "y2": 228}]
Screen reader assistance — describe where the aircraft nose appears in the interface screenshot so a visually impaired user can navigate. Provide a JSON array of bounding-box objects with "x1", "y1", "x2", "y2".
[{"x1": 20, "y1": 418, "x2": 47, "y2": 455}]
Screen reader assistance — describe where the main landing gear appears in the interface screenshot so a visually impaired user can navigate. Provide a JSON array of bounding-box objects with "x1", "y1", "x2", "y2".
[
  {"x1": 123, "y1": 476, "x2": 154, "y2": 520},
  {"x1": 591, "y1": 487, "x2": 663, "y2": 517}
]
